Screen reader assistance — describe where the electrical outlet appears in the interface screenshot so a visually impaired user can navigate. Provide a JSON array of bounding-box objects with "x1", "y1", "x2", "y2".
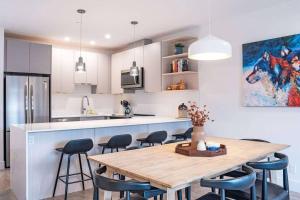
[
  {"x1": 28, "y1": 136, "x2": 35, "y2": 145},
  {"x1": 289, "y1": 164, "x2": 296, "y2": 174}
]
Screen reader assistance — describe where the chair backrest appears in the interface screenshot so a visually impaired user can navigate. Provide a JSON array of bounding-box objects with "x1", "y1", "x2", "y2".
[
  {"x1": 241, "y1": 138, "x2": 270, "y2": 143},
  {"x1": 63, "y1": 138, "x2": 93, "y2": 154},
  {"x1": 94, "y1": 167, "x2": 152, "y2": 199},
  {"x1": 107, "y1": 134, "x2": 132, "y2": 148},
  {"x1": 184, "y1": 127, "x2": 193, "y2": 138},
  {"x1": 146, "y1": 131, "x2": 167, "y2": 144},
  {"x1": 247, "y1": 152, "x2": 289, "y2": 198},
  {"x1": 201, "y1": 165, "x2": 257, "y2": 200}
]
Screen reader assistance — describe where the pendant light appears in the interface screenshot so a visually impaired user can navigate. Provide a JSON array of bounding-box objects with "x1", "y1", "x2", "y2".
[
  {"x1": 188, "y1": 0, "x2": 232, "y2": 61},
  {"x1": 75, "y1": 9, "x2": 86, "y2": 72},
  {"x1": 129, "y1": 21, "x2": 139, "y2": 77}
]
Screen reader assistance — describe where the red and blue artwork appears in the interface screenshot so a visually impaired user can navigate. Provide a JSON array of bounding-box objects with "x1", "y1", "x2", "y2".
[{"x1": 243, "y1": 34, "x2": 300, "y2": 107}]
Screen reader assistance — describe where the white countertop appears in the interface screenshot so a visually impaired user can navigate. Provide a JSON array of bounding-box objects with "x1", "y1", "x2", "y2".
[{"x1": 12, "y1": 117, "x2": 191, "y2": 133}]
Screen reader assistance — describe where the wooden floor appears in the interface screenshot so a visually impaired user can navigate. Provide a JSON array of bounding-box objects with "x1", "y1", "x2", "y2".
[{"x1": 1, "y1": 169, "x2": 300, "y2": 200}]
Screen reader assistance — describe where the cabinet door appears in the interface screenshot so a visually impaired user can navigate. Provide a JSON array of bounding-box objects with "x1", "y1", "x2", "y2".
[
  {"x1": 51, "y1": 47, "x2": 62, "y2": 93},
  {"x1": 97, "y1": 54, "x2": 110, "y2": 94},
  {"x1": 144, "y1": 42, "x2": 161, "y2": 92},
  {"x1": 133, "y1": 46, "x2": 144, "y2": 68},
  {"x1": 85, "y1": 52, "x2": 98, "y2": 85},
  {"x1": 111, "y1": 52, "x2": 124, "y2": 94},
  {"x1": 73, "y1": 51, "x2": 87, "y2": 84},
  {"x1": 29, "y1": 43, "x2": 52, "y2": 74},
  {"x1": 60, "y1": 49, "x2": 74, "y2": 93},
  {"x1": 5, "y1": 38, "x2": 30, "y2": 73}
]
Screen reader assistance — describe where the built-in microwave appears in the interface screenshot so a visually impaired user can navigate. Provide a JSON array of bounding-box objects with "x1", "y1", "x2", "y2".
[{"x1": 121, "y1": 67, "x2": 144, "y2": 89}]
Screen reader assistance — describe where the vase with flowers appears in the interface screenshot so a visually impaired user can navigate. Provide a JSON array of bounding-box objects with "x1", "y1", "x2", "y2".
[{"x1": 187, "y1": 101, "x2": 214, "y2": 149}]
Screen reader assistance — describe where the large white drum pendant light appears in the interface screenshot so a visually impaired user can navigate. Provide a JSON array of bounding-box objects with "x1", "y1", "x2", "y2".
[
  {"x1": 188, "y1": 0, "x2": 232, "y2": 61},
  {"x1": 188, "y1": 35, "x2": 232, "y2": 60}
]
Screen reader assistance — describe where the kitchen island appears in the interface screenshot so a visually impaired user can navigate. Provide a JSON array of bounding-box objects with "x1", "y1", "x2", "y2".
[{"x1": 10, "y1": 117, "x2": 191, "y2": 200}]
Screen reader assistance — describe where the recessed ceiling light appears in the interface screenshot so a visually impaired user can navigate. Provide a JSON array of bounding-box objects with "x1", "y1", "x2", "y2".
[
  {"x1": 105, "y1": 34, "x2": 111, "y2": 39},
  {"x1": 89, "y1": 40, "x2": 95, "y2": 45},
  {"x1": 64, "y1": 37, "x2": 70, "y2": 42}
]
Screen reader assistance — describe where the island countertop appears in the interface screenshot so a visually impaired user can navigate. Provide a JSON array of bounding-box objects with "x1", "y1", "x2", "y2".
[{"x1": 12, "y1": 116, "x2": 191, "y2": 133}]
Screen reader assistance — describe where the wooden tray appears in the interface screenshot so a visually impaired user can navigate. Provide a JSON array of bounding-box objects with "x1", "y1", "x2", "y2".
[{"x1": 175, "y1": 142, "x2": 227, "y2": 157}]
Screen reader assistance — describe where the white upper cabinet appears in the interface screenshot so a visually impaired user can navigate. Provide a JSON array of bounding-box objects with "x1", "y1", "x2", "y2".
[
  {"x1": 51, "y1": 47, "x2": 62, "y2": 93},
  {"x1": 97, "y1": 54, "x2": 110, "y2": 94},
  {"x1": 143, "y1": 42, "x2": 161, "y2": 92},
  {"x1": 51, "y1": 47, "x2": 74, "y2": 93},
  {"x1": 60, "y1": 49, "x2": 75, "y2": 93},
  {"x1": 111, "y1": 52, "x2": 124, "y2": 94}
]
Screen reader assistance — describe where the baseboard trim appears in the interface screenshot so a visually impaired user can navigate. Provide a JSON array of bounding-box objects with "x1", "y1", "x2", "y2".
[{"x1": 0, "y1": 160, "x2": 4, "y2": 170}]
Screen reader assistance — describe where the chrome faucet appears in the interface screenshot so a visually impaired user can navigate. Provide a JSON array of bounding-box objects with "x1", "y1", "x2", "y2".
[{"x1": 81, "y1": 96, "x2": 90, "y2": 114}]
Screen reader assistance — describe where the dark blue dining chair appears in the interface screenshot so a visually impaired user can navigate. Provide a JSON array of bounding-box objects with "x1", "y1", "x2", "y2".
[
  {"x1": 93, "y1": 166, "x2": 165, "y2": 200},
  {"x1": 196, "y1": 165, "x2": 257, "y2": 200},
  {"x1": 226, "y1": 152, "x2": 289, "y2": 200}
]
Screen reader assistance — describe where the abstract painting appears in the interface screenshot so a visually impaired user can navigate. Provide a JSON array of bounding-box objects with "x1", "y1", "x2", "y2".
[{"x1": 243, "y1": 33, "x2": 300, "y2": 107}]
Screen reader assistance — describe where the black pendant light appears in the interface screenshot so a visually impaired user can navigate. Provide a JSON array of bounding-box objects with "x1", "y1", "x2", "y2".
[
  {"x1": 130, "y1": 21, "x2": 139, "y2": 77},
  {"x1": 75, "y1": 9, "x2": 86, "y2": 72}
]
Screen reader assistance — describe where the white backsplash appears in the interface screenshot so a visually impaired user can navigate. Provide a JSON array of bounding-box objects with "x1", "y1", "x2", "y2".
[
  {"x1": 115, "y1": 90, "x2": 200, "y2": 117},
  {"x1": 52, "y1": 85, "x2": 115, "y2": 117}
]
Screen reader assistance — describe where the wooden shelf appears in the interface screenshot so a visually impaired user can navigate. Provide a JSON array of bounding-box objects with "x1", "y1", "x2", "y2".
[
  {"x1": 162, "y1": 52, "x2": 188, "y2": 59},
  {"x1": 162, "y1": 71, "x2": 198, "y2": 76}
]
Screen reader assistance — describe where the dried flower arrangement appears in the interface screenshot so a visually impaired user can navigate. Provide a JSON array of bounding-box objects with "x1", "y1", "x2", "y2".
[{"x1": 187, "y1": 101, "x2": 214, "y2": 126}]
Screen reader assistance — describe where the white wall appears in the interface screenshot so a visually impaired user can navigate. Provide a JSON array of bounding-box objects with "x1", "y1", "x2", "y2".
[
  {"x1": 198, "y1": 2, "x2": 300, "y2": 192},
  {"x1": 0, "y1": 28, "x2": 4, "y2": 169}
]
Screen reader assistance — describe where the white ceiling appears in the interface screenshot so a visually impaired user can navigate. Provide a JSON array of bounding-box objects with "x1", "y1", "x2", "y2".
[{"x1": 0, "y1": 0, "x2": 286, "y2": 49}]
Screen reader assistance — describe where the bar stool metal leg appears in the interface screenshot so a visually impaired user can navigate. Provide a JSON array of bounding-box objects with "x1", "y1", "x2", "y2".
[
  {"x1": 64, "y1": 155, "x2": 71, "y2": 200},
  {"x1": 53, "y1": 152, "x2": 64, "y2": 197},
  {"x1": 85, "y1": 153, "x2": 94, "y2": 185},
  {"x1": 78, "y1": 153, "x2": 85, "y2": 190}
]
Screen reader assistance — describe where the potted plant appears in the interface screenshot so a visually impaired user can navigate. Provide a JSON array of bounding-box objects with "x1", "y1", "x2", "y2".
[
  {"x1": 174, "y1": 43, "x2": 185, "y2": 54},
  {"x1": 187, "y1": 101, "x2": 214, "y2": 149}
]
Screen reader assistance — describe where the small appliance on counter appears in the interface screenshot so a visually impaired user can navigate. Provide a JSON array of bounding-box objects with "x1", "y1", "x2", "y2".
[
  {"x1": 178, "y1": 103, "x2": 188, "y2": 118},
  {"x1": 120, "y1": 100, "x2": 132, "y2": 116}
]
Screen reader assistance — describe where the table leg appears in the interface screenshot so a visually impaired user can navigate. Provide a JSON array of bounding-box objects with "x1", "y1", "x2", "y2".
[
  {"x1": 167, "y1": 188, "x2": 176, "y2": 200},
  {"x1": 100, "y1": 169, "x2": 113, "y2": 200}
]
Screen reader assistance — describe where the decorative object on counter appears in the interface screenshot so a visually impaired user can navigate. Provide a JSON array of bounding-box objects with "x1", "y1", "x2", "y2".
[
  {"x1": 188, "y1": 102, "x2": 214, "y2": 149},
  {"x1": 175, "y1": 43, "x2": 185, "y2": 54},
  {"x1": 178, "y1": 103, "x2": 188, "y2": 118},
  {"x1": 175, "y1": 142, "x2": 226, "y2": 157},
  {"x1": 129, "y1": 21, "x2": 140, "y2": 77},
  {"x1": 75, "y1": 9, "x2": 87, "y2": 72},
  {"x1": 188, "y1": 0, "x2": 232, "y2": 61},
  {"x1": 206, "y1": 141, "x2": 221, "y2": 151},
  {"x1": 120, "y1": 100, "x2": 132, "y2": 116}
]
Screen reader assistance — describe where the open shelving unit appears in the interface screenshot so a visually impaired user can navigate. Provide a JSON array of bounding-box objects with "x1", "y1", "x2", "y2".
[{"x1": 161, "y1": 36, "x2": 199, "y2": 91}]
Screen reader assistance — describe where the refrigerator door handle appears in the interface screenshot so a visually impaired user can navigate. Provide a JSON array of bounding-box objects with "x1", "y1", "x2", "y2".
[
  {"x1": 30, "y1": 84, "x2": 34, "y2": 123},
  {"x1": 24, "y1": 84, "x2": 28, "y2": 123}
]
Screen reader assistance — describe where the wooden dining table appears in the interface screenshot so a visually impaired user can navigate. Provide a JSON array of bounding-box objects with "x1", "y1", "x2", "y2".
[{"x1": 88, "y1": 136, "x2": 289, "y2": 200}]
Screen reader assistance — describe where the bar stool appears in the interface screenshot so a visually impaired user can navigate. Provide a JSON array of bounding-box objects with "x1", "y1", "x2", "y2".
[
  {"x1": 53, "y1": 138, "x2": 94, "y2": 200},
  {"x1": 136, "y1": 131, "x2": 167, "y2": 146},
  {"x1": 172, "y1": 127, "x2": 193, "y2": 141},
  {"x1": 98, "y1": 134, "x2": 132, "y2": 154}
]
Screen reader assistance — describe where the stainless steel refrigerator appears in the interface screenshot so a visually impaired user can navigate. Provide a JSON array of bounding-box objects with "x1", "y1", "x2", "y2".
[{"x1": 4, "y1": 74, "x2": 50, "y2": 167}]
